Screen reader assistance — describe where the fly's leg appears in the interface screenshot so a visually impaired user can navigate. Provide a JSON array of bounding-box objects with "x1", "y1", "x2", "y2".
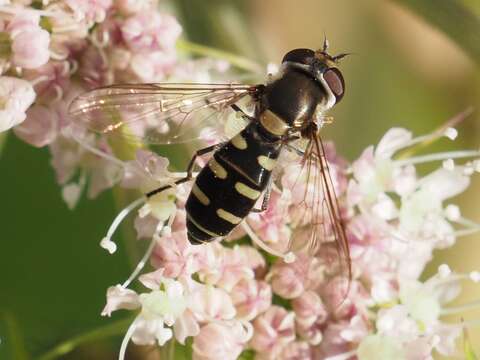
[
  {"x1": 251, "y1": 180, "x2": 272, "y2": 213},
  {"x1": 230, "y1": 104, "x2": 254, "y2": 122},
  {"x1": 286, "y1": 143, "x2": 305, "y2": 157},
  {"x1": 146, "y1": 143, "x2": 224, "y2": 198}
]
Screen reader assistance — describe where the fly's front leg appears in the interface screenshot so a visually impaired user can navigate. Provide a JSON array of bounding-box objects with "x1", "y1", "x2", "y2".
[
  {"x1": 230, "y1": 104, "x2": 254, "y2": 122},
  {"x1": 146, "y1": 143, "x2": 224, "y2": 198}
]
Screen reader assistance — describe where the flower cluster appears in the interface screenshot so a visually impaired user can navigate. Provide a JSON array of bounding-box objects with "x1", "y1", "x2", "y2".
[
  {"x1": 2, "y1": 3, "x2": 479, "y2": 359},
  {"x1": 0, "y1": 0, "x2": 228, "y2": 207},
  {"x1": 103, "y1": 124, "x2": 480, "y2": 360}
]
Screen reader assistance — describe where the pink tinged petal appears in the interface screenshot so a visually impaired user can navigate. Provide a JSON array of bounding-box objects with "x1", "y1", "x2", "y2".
[
  {"x1": 432, "y1": 324, "x2": 461, "y2": 356},
  {"x1": 269, "y1": 255, "x2": 324, "y2": 299},
  {"x1": 404, "y1": 337, "x2": 434, "y2": 359},
  {"x1": 131, "y1": 317, "x2": 171, "y2": 346},
  {"x1": 392, "y1": 164, "x2": 417, "y2": 196},
  {"x1": 278, "y1": 341, "x2": 312, "y2": 360},
  {"x1": 357, "y1": 334, "x2": 405, "y2": 360},
  {"x1": 101, "y1": 285, "x2": 140, "y2": 316},
  {"x1": 116, "y1": 0, "x2": 154, "y2": 15},
  {"x1": 14, "y1": 104, "x2": 59, "y2": 147},
  {"x1": 189, "y1": 285, "x2": 236, "y2": 321},
  {"x1": 371, "y1": 193, "x2": 398, "y2": 220},
  {"x1": 65, "y1": 0, "x2": 113, "y2": 23},
  {"x1": 420, "y1": 167, "x2": 470, "y2": 201},
  {"x1": 370, "y1": 277, "x2": 397, "y2": 304},
  {"x1": 0, "y1": 76, "x2": 36, "y2": 132},
  {"x1": 376, "y1": 305, "x2": 419, "y2": 343},
  {"x1": 292, "y1": 291, "x2": 328, "y2": 328},
  {"x1": 138, "y1": 268, "x2": 165, "y2": 290},
  {"x1": 134, "y1": 213, "x2": 160, "y2": 240},
  {"x1": 231, "y1": 279, "x2": 272, "y2": 321},
  {"x1": 193, "y1": 322, "x2": 248, "y2": 360},
  {"x1": 339, "y1": 315, "x2": 370, "y2": 343},
  {"x1": 173, "y1": 309, "x2": 200, "y2": 345},
  {"x1": 11, "y1": 29, "x2": 50, "y2": 69},
  {"x1": 375, "y1": 127, "x2": 412, "y2": 159},
  {"x1": 250, "y1": 306, "x2": 296, "y2": 356},
  {"x1": 151, "y1": 230, "x2": 198, "y2": 278},
  {"x1": 61, "y1": 182, "x2": 83, "y2": 210},
  {"x1": 352, "y1": 146, "x2": 375, "y2": 183},
  {"x1": 121, "y1": 12, "x2": 181, "y2": 52}
]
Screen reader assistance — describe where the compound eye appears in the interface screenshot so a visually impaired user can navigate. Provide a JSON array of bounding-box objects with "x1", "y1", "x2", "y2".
[
  {"x1": 282, "y1": 48, "x2": 315, "y2": 65},
  {"x1": 323, "y1": 67, "x2": 345, "y2": 102}
]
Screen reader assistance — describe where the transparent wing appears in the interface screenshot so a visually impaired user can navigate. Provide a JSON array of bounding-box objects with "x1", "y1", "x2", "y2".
[
  {"x1": 284, "y1": 134, "x2": 351, "y2": 281},
  {"x1": 68, "y1": 83, "x2": 257, "y2": 144}
]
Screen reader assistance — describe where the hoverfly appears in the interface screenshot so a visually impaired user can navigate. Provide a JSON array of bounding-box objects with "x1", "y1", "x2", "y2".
[{"x1": 69, "y1": 41, "x2": 351, "y2": 277}]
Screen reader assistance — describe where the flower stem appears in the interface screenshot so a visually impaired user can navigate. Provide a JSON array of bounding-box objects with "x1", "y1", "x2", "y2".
[
  {"x1": 36, "y1": 317, "x2": 134, "y2": 360},
  {"x1": 394, "y1": 150, "x2": 480, "y2": 166},
  {"x1": 176, "y1": 39, "x2": 263, "y2": 74},
  {"x1": 396, "y1": 107, "x2": 474, "y2": 160}
]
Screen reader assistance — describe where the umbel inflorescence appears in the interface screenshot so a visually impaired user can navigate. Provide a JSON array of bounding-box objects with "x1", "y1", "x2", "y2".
[
  {"x1": 1, "y1": 1, "x2": 480, "y2": 359},
  {"x1": 101, "y1": 121, "x2": 480, "y2": 360}
]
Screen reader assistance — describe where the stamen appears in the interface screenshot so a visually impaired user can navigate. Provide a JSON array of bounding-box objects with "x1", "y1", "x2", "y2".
[
  {"x1": 121, "y1": 221, "x2": 165, "y2": 289},
  {"x1": 69, "y1": 59, "x2": 78, "y2": 75},
  {"x1": 29, "y1": 75, "x2": 51, "y2": 87},
  {"x1": 49, "y1": 49, "x2": 69, "y2": 61},
  {"x1": 438, "y1": 264, "x2": 452, "y2": 278},
  {"x1": 69, "y1": 128, "x2": 131, "y2": 169},
  {"x1": 444, "y1": 127, "x2": 458, "y2": 140},
  {"x1": 450, "y1": 215, "x2": 480, "y2": 238},
  {"x1": 242, "y1": 222, "x2": 296, "y2": 263},
  {"x1": 52, "y1": 84, "x2": 63, "y2": 103},
  {"x1": 470, "y1": 271, "x2": 480, "y2": 283},
  {"x1": 442, "y1": 299, "x2": 480, "y2": 315},
  {"x1": 394, "y1": 150, "x2": 480, "y2": 167},
  {"x1": 445, "y1": 205, "x2": 461, "y2": 221},
  {"x1": 119, "y1": 317, "x2": 138, "y2": 360},
  {"x1": 103, "y1": 196, "x2": 146, "y2": 254}
]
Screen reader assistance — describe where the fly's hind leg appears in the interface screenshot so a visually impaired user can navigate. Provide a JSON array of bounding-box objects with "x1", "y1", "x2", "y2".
[{"x1": 146, "y1": 142, "x2": 224, "y2": 198}]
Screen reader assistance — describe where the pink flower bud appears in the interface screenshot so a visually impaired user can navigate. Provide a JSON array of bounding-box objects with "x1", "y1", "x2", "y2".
[
  {"x1": 151, "y1": 230, "x2": 202, "y2": 278},
  {"x1": 189, "y1": 284, "x2": 236, "y2": 322},
  {"x1": 7, "y1": 13, "x2": 50, "y2": 69},
  {"x1": 292, "y1": 291, "x2": 327, "y2": 328},
  {"x1": 121, "y1": 12, "x2": 181, "y2": 53},
  {"x1": 0, "y1": 76, "x2": 35, "y2": 132},
  {"x1": 250, "y1": 306, "x2": 295, "y2": 358},
  {"x1": 193, "y1": 322, "x2": 250, "y2": 360},
  {"x1": 278, "y1": 341, "x2": 312, "y2": 360},
  {"x1": 14, "y1": 100, "x2": 69, "y2": 147},
  {"x1": 230, "y1": 279, "x2": 272, "y2": 321},
  {"x1": 65, "y1": 0, "x2": 113, "y2": 24},
  {"x1": 269, "y1": 255, "x2": 324, "y2": 299}
]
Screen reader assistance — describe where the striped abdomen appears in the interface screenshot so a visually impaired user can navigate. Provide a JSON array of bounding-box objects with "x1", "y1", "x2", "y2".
[{"x1": 185, "y1": 122, "x2": 282, "y2": 244}]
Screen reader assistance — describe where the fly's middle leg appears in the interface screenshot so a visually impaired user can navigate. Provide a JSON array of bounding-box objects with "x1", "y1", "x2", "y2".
[
  {"x1": 251, "y1": 180, "x2": 272, "y2": 213},
  {"x1": 145, "y1": 142, "x2": 224, "y2": 198}
]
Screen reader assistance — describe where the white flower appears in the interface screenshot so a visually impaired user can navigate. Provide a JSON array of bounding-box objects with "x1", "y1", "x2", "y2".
[
  {"x1": 0, "y1": 76, "x2": 35, "y2": 132},
  {"x1": 357, "y1": 334, "x2": 405, "y2": 360}
]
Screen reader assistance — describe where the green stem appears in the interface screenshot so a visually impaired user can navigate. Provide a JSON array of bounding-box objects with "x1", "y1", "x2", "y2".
[
  {"x1": 391, "y1": 0, "x2": 480, "y2": 64},
  {"x1": 176, "y1": 39, "x2": 263, "y2": 73},
  {"x1": 0, "y1": 131, "x2": 8, "y2": 156},
  {"x1": 36, "y1": 317, "x2": 133, "y2": 360}
]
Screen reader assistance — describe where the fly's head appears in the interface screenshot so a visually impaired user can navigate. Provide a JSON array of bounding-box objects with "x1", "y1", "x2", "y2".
[{"x1": 281, "y1": 45, "x2": 347, "y2": 109}]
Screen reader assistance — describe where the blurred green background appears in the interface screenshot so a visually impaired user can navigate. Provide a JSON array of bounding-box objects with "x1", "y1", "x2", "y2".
[{"x1": 1, "y1": 0, "x2": 479, "y2": 358}]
